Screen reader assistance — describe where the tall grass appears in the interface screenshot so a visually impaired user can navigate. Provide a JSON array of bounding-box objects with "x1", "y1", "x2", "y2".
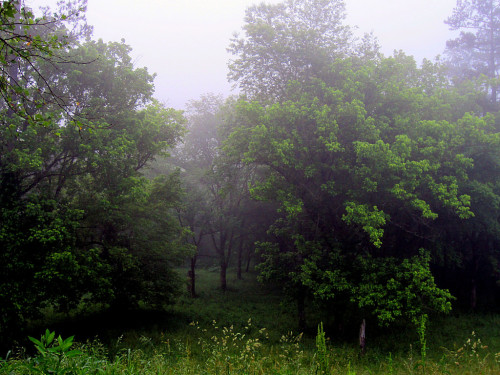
[
  {"x1": 2, "y1": 324, "x2": 500, "y2": 374},
  {"x1": 1, "y1": 268, "x2": 500, "y2": 374}
]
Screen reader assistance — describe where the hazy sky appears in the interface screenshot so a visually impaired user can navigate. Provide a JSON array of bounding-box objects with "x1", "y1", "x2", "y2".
[{"x1": 27, "y1": 0, "x2": 459, "y2": 109}]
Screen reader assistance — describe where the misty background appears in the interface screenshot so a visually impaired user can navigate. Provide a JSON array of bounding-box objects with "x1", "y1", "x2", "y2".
[{"x1": 27, "y1": 0, "x2": 458, "y2": 108}]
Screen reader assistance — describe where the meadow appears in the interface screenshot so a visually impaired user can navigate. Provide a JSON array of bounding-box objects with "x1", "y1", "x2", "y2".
[{"x1": 1, "y1": 268, "x2": 500, "y2": 374}]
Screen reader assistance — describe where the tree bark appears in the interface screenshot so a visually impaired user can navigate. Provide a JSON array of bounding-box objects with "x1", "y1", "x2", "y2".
[
  {"x1": 210, "y1": 223, "x2": 232, "y2": 292},
  {"x1": 245, "y1": 246, "x2": 252, "y2": 272},
  {"x1": 488, "y1": 6, "x2": 497, "y2": 105},
  {"x1": 359, "y1": 319, "x2": 366, "y2": 355}
]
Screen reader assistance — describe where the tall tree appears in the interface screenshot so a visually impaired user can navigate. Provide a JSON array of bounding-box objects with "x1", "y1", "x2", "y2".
[{"x1": 227, "y1": 0, "x2": 352, "y2": 101}]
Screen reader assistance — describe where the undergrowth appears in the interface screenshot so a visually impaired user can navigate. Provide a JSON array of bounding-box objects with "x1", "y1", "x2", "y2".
[
  {"x1": 2, "y1": 325, "x2": 500, "y2": 374},
  {"x1": 1, "y1": 268, "x2": 499, "y2": 374}
]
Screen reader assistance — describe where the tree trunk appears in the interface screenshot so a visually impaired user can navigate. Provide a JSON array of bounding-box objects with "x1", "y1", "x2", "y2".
[
  {"x1": 220, "y1": 259, "x2": 227, "y2": 292},
  {"x1": 237, "y1": 242, "x2": 243, "y2": 280},
  {"x1": 245, "y1": 248, "x2": 252, "y2": 272},
  {"x1": 236, "y1": 220, "x2": 246, "y2": 280},
  {"x1": 210, "y1": 230, "x2": 229, "y2": 292},
  {"x1": 359, "y1": 319, "x2": 367, "y2": 355},
  {"x1": 188, "y1": 256, "x2": 197, "y2": 298},
  {"x1": 488, "y1": 9, "x2": 497, "y2": 105}
]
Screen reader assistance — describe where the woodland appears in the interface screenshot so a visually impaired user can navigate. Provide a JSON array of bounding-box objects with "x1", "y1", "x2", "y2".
[{"x1": 1, "y1": 0, "x2": 500, "y2": 373}]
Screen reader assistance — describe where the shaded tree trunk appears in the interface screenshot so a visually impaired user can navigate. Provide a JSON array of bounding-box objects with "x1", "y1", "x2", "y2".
[
  {"x1": 220, "y1": 260, "x2": 227, "y2": 292},
  {"x1": 236, "y1": 219, "x2": 246, "y2": 280},
  {"x1": 188, "y1": 256, "x2": 197, "y2": 298},
  {"x1": 210, "y1": 223, "x2": 234, "y2": 292},
  {"x1": 359, "y1": 319, "x2": 366, "y2": 355},
  {"x1": 237, "y1": 247, "x2": 242, "y2": 280},
  {"x1": 488, "y1": 8, "x2": 498, "y2": 105},
  {"x1": 245, "y1": 252, "x2": 251, "y2": 273},
  {"x1": 237, "y1": 235, "x2": 246, "y2": 280}
]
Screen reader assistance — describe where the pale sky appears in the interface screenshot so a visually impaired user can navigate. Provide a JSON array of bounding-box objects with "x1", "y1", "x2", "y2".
[{"x1": 27, "y1": 0, "x2": 459, "y2": 109}]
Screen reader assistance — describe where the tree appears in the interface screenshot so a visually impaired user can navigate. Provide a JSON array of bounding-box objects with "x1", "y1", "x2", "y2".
[
  {"x1": 175, "y1": 94, "x2": 224, "y2": 169},
  {"x1": 212, "y1": 98, "x2": 276, "y2": 290},
  {"x1": 0, "y1": 2, "x2": 96, "y2": 339},
  {"x1": 173, "y1": 94, "x2": 272, "y2": 292},
  {"x1": 177, "y1": 175, "x2": 211, "y2": 298},
  {"x1": 445, "y1": 0, "x2": 500, "y2": 107},
  {"x1": 224, "y1": 52, "x2": 498, "y2": 331},
  {"x1": 426, "y1": 112, "x2": 500, "y2": 310},
  {"x1": 171, "y1": 94, "x2": 224, "y2": 296},
  {"x1": 67, "y1": 98, "x2": 188, "y2": 310},
  {"x1": 0, "y1": 4, "x2": 188, "y2": 341},
  {"x1": 227, "y1": 0, "x2": 352, "y2": 101}
]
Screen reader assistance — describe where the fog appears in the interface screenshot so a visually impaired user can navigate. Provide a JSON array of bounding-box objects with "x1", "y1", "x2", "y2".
[{"x1": 27, "y1": 0, "x2": 458, "y2": 109}]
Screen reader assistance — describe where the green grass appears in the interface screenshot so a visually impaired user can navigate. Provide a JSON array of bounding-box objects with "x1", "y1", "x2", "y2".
[
  {"x1": 172, "y1": 268, "x2": 298, "y2": 336},
  {"x1": 2, "y1": 267, "x2": 500, "y2": 374}
]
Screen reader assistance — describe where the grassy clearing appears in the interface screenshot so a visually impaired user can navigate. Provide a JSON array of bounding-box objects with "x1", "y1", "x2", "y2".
[{"x1": 1, "y1": 267, "x2": 500, "y2": 374}]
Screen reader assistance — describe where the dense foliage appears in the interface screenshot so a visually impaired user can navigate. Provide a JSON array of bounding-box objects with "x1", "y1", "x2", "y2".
[
  {"x1": 222, "y1": 0, "x2": 500, "y2": 330},
  {"x1": 0, "y1": 0, "x2": 189, "y2": 342}
]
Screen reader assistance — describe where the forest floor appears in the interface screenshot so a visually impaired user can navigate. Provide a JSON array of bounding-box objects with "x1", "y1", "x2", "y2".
[{"x1": 2, "y1": 267, "x2": 500, "y2": 374}]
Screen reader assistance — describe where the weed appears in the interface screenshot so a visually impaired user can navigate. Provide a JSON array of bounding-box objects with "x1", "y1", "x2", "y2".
[
  {"x1": 346, "y1": 361, "x2": 356, "y2": 375},
  {"x1": 443, "y1": 330, "x2": 491, "y2": 372},
  {"x1": 26, "y1": 329, "x2": 82, "y2": 375},
  {"x1": 414, "y1": 313, "x2": 428, "y2": 372},
  {"x1": 387, "y1": 352, "x2": 393, "y2": 375},
  {"x1": 277, "y1": 330, "x2": 305, "y2": 372},
  {"x1": 315, "y1": 322, "x2": 329, "y2": 374},
  {"x1": 190, "y1": 318, "x2": 268, "y2": 373}
]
